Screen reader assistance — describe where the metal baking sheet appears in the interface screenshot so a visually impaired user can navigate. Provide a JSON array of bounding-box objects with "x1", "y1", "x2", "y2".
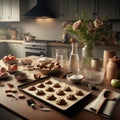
[{"x1": 18, "y1": 77, "x2": 91, "y2": 110}]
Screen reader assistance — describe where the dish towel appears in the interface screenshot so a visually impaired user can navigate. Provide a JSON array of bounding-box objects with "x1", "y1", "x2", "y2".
[{"x1": 84, "y1": 89, "x2": 120, "y2": 118}]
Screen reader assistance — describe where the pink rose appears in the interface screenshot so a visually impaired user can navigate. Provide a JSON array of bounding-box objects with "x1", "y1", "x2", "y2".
[
  {"x1": 72, "y1": 20, "x2": 82, "y2": 30},
  {"x1": 93, "y1": 18, "x2": 103, "y2": 28}
]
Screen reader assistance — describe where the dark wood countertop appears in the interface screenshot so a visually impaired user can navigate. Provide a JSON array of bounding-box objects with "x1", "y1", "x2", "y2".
[
  {"x1": 95, "y1": 44, "x2": 120, "y2": 49},
  {"x1": 0, "y1": 40, "x2": 120, "y2": 49},
  {"x1": 0, "y1": 58, "x2": 120, "y2": 120},
  {"x1": 47, "y1": 41, "x2": 120, "y2": 49}
]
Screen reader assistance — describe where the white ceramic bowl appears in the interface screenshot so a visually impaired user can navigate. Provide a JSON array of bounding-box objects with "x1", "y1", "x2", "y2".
[
  {"x1": 38, "y1": 57, "x2": 52, "y2": 64},
  {"x1": 67, "y1": 73, "x2": 83, "y2": 84}
]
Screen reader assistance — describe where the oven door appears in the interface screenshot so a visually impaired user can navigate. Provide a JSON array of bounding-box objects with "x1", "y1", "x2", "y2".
[
  {"x1": 25, "y1": 51, "x2": 46, "y2": 57},
  {"x1": 24, "y1": 42, "x2": 47, "y2": 57}
]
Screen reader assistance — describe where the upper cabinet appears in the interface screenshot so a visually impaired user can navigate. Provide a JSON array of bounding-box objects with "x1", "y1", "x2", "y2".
[
  {"x1": 77, "y1": 0, "x2": 94, "y2": 18},
  {"x1": 48, "y1": 0, "x2": 120, "y2": 20},
  {"x1": 20, "y1": 0, "x2": 36, "y2": 16},
  {"x1": 96, "y1": 0, "x2": 120, "y2": 20},
  {"x1": 0, "y1": 0, "x2": 20, "y2": 22},
  {"x1": 47, "y1": 0, "x2": 95, "y2": 20},
  {"x1": 59, "y1": 0, "x2": 77, "y2": 20},
  {"x1": 46, "y1": 0, "x2": 77, "y2": 20}
]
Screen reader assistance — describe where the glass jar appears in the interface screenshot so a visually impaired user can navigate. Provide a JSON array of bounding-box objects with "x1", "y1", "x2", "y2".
[
  {"x1": 69, "y1": 42, "x2": 80, "y2": 74},
  {"x1": 82, "y1": 44, "x2": 96, "y2": 68}
]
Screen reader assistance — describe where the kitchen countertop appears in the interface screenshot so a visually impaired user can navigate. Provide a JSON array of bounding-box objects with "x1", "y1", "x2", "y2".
[
  {"x1": 0, "y1": 39, "x2": 120, "y2": 49},
  {"x1": 0, "y1": 56, "x2": 120, "y2": 120},
  {"x1": 0, "y1": 39, "x2": 24, "y2": 44}
]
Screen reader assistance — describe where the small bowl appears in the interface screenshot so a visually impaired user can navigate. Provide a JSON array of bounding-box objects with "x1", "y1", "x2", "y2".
[
  {"x1": 67, "y1": 73, "x2": 83, "y2": 84},
  {"x1": 21, "y1": 59, "x2": 32, "y2": 65},
  {"x1": 39, "y1": 68, "x2": 61, "y2": 75},
  {"x1": 0, "y1": 72, "x2": 9, "y2": 79},
  {"x1": 38, "y1": 57, "x2": 52, "y2": 64},
  {"x1": 15, "y1": 72, "x2": 28, "y2": 82}
]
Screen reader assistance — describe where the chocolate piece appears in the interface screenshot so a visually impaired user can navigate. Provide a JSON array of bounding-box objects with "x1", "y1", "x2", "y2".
[
  {"x1": 34, "y1": 73, "x2": 41, "y2": 80},
  {"x1": 7, "y1": 83, "x2": 14, "y2": 88},
  {"x1": 6, "y1": 93, "x2": 13, "y2": 97},
  {"x1": 11, "y1": 88, "x2": 17, "y2": 93},
  {"x1": 5, "y1": 89, "x2": 12, "y2": 93},
  {"x1": 18, "y1": 94, "x2": 25, "y2": 99}
]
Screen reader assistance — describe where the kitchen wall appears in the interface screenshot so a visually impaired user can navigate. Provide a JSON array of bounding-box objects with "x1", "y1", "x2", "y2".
[
  {"x1": 0, "y1": 0, "x2": 120, "y2": 41},
  {"x1": 0, "y1": 19, "x2": 120, "y2": 41},
  {"x1": 0, "y1": 18, "x2": 64, "y2": 41}
]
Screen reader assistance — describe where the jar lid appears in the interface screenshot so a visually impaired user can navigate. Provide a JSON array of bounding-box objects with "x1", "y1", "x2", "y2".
[{"x1": 109, "y1": 56, "x2": 120, "y2": 64}]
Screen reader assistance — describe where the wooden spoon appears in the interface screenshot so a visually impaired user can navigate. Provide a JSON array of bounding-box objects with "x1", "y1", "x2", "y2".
[{"x1": 96, "y1": 90, "x2": 115, "y2": 114}]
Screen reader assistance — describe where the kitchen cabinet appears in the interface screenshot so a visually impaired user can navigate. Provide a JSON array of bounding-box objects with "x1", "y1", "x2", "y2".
[
  {"x1": 114, "y1": 0, "x2": 120, "y2": 19},
  {"x1": 59, "y1": 0, "x2": 77, "y2": 20},
  {"x1": 47, "y1": 0, "x2": 95, "y2": 20},
  {"x1": 46, "y1": 0, "x2": 77, "y2": 20},
  {"x1": 0, "y1": 42, "x2": 6, "y2": 59},
  {"x1": 20, "y1": 0, "x2": 36, "y2": 16},
  {"x1": 48, "y1": 0, "x2": 120, "y2": 20},
  {"x1": 77, "y1": 0, "x2": 95, "y2": 18},
  {"x1": 6, "y1": 43, "x2": 25, "y2": 58},
  {"x1": 0, "y1": 0, "x2": 20, "y2": 22},
  {"x1": 95, "y1": 0, "x2": 120, "y2": 19}
]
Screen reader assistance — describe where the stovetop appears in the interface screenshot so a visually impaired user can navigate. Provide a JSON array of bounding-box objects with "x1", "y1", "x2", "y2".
[{"x1": 24, "y1": 39, "x2": 47, "y2": 43}]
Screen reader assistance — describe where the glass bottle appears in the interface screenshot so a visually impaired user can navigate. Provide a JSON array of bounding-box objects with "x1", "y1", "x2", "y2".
[{"x1": 69, "y1": 42, "x2": 80, "y2": 74}]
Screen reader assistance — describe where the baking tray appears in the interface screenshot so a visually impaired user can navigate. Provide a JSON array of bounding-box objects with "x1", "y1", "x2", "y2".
[{"x1": 18, "y1": 77, "x2": 91, "y2": 110}]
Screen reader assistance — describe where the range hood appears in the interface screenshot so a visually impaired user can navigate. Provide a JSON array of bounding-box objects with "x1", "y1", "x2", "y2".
[{"x1": 23, "y1": 0, "x2": 56, "y2": 18}]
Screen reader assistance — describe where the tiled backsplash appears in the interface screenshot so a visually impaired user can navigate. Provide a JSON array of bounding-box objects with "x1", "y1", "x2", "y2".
[{"x1": 0, "y1": 19, "x2": 120, "y2": 41}]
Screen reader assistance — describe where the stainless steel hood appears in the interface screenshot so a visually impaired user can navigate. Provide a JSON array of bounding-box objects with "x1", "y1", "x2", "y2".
[{"x1": 23, "y1": 0, "x2": 56, "y2": 18}]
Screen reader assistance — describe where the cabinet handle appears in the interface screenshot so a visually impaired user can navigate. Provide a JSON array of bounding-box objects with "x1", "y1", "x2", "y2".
[
  {"x1": 60, "y1": 0, "x2": 64, "y2": 17},
  {"x1": 118, "y1": 4, "x2": 120, "y2": 15}
]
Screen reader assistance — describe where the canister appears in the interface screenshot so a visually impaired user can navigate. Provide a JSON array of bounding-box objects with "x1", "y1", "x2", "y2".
[
  {"x1": 106, "y1": 56, "x2": 120, "y2": 81},
  {"x1": 91, "y1": 58, "x2": 102, "y2": 68},
  {"x1": 103, "y1": 50, "x2": 116, "y2": 70}
]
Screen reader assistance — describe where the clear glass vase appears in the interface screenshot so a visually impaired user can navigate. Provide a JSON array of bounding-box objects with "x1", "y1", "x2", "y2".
[
  {"x1": 69, "y1": 42, "x2": 80, "y2": 74},
  {"x1": 82, "y1": 44, "x2": 96, "y2": 68}
]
